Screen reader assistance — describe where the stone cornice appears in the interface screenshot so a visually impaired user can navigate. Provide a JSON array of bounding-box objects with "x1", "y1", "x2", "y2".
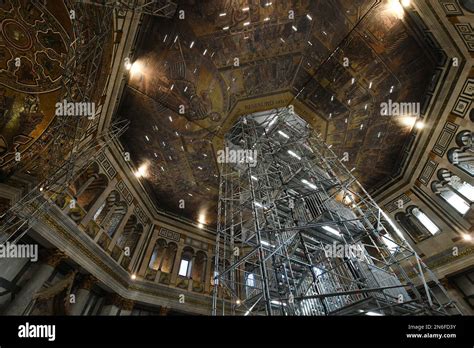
[
  {"x1": 31, "y1": 202, "x2": 212, "y2": 314},
  {"x1": 372, "y1": 0, "x2": 472, "y2": 204}
]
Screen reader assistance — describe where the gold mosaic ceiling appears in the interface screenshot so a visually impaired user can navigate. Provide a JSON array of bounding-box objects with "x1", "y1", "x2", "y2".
[
  {"x1": 0, "y1": 0, "x2": 112, "y2": 180},
  {"x1": 117, "y1": 0, "x2": 441, "y2": 225}
]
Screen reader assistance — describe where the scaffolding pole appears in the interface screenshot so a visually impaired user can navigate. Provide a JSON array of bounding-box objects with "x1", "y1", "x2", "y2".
[{"x1": 211, "y1": 107, "x2": 461, "y2": 316}]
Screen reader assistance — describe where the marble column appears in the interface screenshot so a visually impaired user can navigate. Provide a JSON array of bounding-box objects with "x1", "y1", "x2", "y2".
[
  {"x1": 152, "y1": 245, "x2": 168, "y2": 282},
  {"x1": 188, "y1": 255, "x2": 196, "y2": 291},
  {"x1": 4, "y1": 250, "x2": 66, "y2": 315},
  {"x1": 69, "y1": 275, "x2": 98, "y2": 316},
  {"x1": 170, "y1": 244, "x2": 184, "y2": 285},
  {"x1": 75, "y1": 175, "x2": 97, "y2": 198},
  {"x1": 130, "y1": 224, "x2": 154, "y2": 273},
  {"x1": 138, "y1": 230, "x2": 159, "y2": 276}
]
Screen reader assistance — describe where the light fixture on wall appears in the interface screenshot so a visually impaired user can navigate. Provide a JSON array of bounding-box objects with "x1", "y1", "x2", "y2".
[
  {"x1": 197, "y1": 213, "x2": 206, "y2": 229},
  {"x1": 399, "y1": 116, "x2": 417, "y2": 128},
  {"x1": 415, "y1": 121, "x2": 425, "y2": 130},
  {"x1": 462, "y1": 233, "x2": 472, "y2": 242},
  {"x1": 130, "y1": 60, "x2": 144, "y2": 78},
  {"x1": 387, "y1": 0, "x2": 405, "y2": 18},
  {"x1": 134, "y1": 162, "x2": 149, "y2": 178}
]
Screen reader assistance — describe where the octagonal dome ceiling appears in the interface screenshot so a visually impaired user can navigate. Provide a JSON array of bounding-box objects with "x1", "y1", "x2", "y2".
[{"x1": 116, "y1": 0, "x2": 441, "y2": 226}]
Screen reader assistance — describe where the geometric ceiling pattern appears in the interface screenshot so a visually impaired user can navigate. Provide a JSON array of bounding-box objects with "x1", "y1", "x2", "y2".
[{"x1": 117, "y1": 0, "x2": 438, "y2": 225}]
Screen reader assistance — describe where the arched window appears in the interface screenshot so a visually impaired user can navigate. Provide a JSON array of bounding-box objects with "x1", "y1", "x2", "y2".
[
  {"x1": 178, "y1": 247, "x2": 194, "y2": 278},
  {"x1": 117, "y1": 218, "x2": 143, "y2": 256},
  {"x1": 433, "y1": 169, "x2": 472, "y2": 215},
  {"x1": 395, "y1": 206, "x2": 439, "y2": 243},
  {"x1": 178, "y1": 260, "x2": 189, "y2": 276},
  {"x1": 439, "y1": 190, "x2": 470, "y2": 214},
  {"x1": 448, "y1": 130, "x2": 474, "y2": 176},
  {"x1": 451, "y1": 177, "x2": 474, "y2": 201},
  {"x1": 411, "y1": 207, "x2": 440, "y2": 235}
]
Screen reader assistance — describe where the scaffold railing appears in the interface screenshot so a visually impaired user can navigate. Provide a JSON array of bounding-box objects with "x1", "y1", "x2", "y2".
[{"x1": 211, "y1": 107, "x2": 461, "y2": 316}]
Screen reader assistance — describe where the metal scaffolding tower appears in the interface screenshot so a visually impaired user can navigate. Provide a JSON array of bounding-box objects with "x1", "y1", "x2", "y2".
[{"x1": 212, "y1": 107, "x2": 460, "y2": 316}]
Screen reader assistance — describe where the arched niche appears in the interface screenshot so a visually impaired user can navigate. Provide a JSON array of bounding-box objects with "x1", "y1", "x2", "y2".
[
  {"x1": 148, "y1": 238, "x2": 168, "y2": 270},
  {"x1": 160, "y1": 242, "x2": 178, "y2": 274},
  {"x1": 447, "y1": 130, "x2": 474, "y2": 177},
  {"x1": 191, "y1": 250, "x2": 208, "y2": 283}
]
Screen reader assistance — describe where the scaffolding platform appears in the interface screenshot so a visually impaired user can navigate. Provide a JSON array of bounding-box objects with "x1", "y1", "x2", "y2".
[{"x1": 212, "y1": 107, "x2": 459, "y2": 316}]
